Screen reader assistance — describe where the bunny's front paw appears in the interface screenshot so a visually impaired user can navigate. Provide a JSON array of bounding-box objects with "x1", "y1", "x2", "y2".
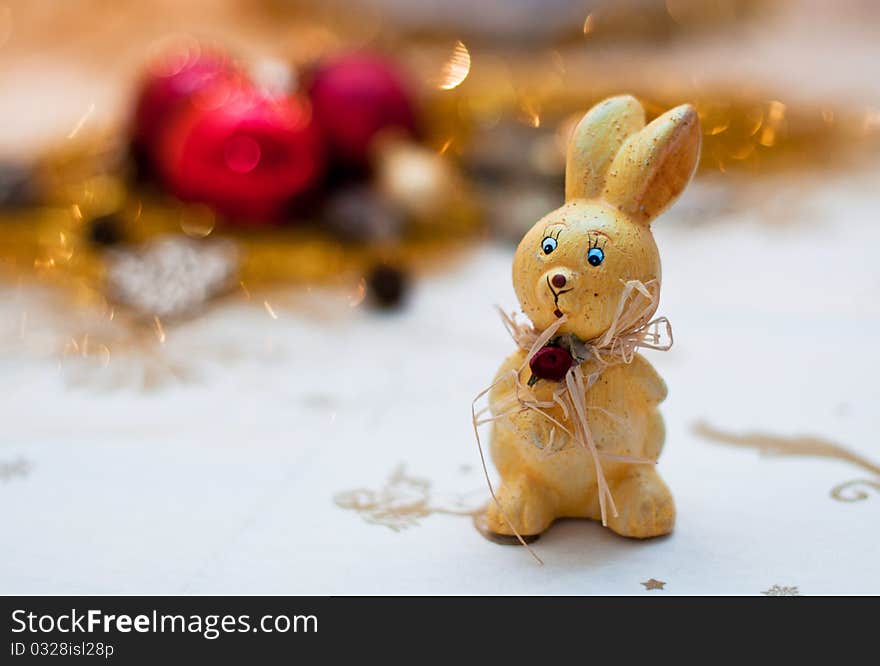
[
  {"x1": 485, "y1": 478, "x2": 556, "y2": 537},
  {"x1": 605, "y1": 468, "x2": 675, "y2": 538}
]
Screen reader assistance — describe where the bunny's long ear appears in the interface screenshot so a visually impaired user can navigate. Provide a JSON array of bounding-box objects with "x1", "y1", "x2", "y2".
[
  {"x1": 602, "y1": 103, "x2": 701, "y2": 225},
  {"x1": 565, "y1": 95, "x2": 645, "y2": 202}
]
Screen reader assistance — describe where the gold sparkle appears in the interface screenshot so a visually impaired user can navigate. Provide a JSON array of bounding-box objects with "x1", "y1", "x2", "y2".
[
  {"x1": 708, "y1": 119, "x2": 730, "y2": 135},
  {"x1": 641, "y1": 578, "x2": 666, "y2": 590},
  {"x1": 767, "y1": 100, "x2": 786, "y2": 123},
  {"x1": 583, "y1": 13, "x2": 595, "y2": 34},
  {"x1": 520, "y1": 99, "x2": 541, "y2": 128},
  {"x1": 67, "y1": 102, "x2": 95, "y2": 139},
  {"x1": 348, "y1": 278, "x2": 366, "y2": 307},
  {"x1": 730, "y1": 142, "x2": 755, "y2": 160},
  {"x1": 436, "y1": 41, "x2": 471, "y2": 91},
  {"x1": 153, "y1": 316, "x2": 166, "y2": 344},
  {"x1": 179, "y1": 205, "x2": 215, "y2": 238},
  {"x1": 744, "y1": 107, "x2": 764, "y2": 136},
  {"x1": 759, "y1": 100, "x2": 787, "y2": 147},
  {"x1": 263, "y1": 300, "x2": 278, "y2": 319},
  {"x1": 758, "y1": 126, "x2": 776, "y2": 147}
]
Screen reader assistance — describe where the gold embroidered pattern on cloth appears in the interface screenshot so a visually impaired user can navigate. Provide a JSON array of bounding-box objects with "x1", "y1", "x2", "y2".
[
  {"x1": 694, "y1": 422, "x2": 880, "y2": 503},
  {"x1": 762, "y1": 584, "x2": 800, "y2": 596},
  {"x1": 472, "y1": 279, "x2": 673, "y2": 560},
  {"x1": 334, "y1": 464, "x2": 483, "y2": 531}
]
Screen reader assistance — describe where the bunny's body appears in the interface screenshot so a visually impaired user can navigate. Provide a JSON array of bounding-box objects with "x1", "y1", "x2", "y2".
[
  {"x1": 484, "y1": 96, "x2": 701, "y2": 539},
  {"x1": 488, "y1": 348, "x2": 668, "y2": 537}
]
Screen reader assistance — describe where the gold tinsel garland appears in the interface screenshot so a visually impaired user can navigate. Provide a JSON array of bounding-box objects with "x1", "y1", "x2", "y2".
[{"x1": 0, "y1": 127, "x2": 482, "y2": 318}]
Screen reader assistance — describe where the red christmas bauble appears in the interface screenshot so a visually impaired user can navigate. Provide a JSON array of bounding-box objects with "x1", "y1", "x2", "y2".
[
  {"x1": 308, "y1": 53, "x2": 418, "y2": 168},
  {"x1": 156, "y1": 86, "x2": 325, "y2": 225},
  {"x1": 132, "y1": 44, "x2": 239, "y2": 151}
]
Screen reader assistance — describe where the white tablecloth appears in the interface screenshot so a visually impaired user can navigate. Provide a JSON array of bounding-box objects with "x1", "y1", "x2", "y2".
[{"x1": 2, "y1": 168, "x2": 879, "y2": 594}]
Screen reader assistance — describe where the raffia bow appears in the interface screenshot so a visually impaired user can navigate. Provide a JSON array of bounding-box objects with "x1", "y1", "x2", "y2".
[{"x1": 472, "y1": 279, "x2": 673, "y2": 563}]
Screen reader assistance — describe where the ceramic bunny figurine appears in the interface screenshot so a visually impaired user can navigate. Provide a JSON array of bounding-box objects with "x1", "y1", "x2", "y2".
[{"x1": 483, "y1": 95, "x2": 700, "y2": 540}]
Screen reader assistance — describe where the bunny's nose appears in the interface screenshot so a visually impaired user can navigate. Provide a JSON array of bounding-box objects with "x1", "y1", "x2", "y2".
[{"x1": 551, "y1": 274, "x2": 567, "y2": 288}]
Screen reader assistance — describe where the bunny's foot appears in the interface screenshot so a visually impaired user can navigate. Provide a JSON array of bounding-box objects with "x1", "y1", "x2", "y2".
[
  {"x1": 484, "y1": 477, "x2": 557, "y2": 537},
  {"x1": 604, "y1": 468, "x2": 674, "y2": 538}
]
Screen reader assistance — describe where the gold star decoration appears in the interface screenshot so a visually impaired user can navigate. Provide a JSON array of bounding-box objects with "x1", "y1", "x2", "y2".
[{"x1": 641, "y1": 578, "x2": 666, "y2": 591}]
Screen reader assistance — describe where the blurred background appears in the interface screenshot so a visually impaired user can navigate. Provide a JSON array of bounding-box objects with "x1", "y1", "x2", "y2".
[{"x1": 1, "y1": 0, "x2": 879, "y2": 593}]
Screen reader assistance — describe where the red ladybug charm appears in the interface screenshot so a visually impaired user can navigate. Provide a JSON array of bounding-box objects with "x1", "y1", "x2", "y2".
[{"x1": 528, "y1": 345, "x2": 574, "y2": 384}]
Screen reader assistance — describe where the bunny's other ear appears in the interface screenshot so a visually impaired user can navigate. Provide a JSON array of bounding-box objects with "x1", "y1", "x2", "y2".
[
  {"x1": 602, "y1": 103, "x2": 701, "y2": 224},
  {"x1": 565, "y1": 95, "x2": 645, "y2": 202}
]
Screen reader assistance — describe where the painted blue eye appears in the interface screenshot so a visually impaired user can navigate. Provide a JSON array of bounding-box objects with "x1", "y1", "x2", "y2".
[
  {"x1": 541, "y1": 237, "x2": 558, "y2": 255},
  {"x1": 587, "y1": 247, "x2": 604, "y2": 266}
]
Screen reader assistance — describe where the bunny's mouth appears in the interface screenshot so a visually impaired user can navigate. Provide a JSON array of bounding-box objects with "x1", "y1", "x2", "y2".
[{"x1": 546, "y1": 276, "x2": 572, "y2": 318}]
